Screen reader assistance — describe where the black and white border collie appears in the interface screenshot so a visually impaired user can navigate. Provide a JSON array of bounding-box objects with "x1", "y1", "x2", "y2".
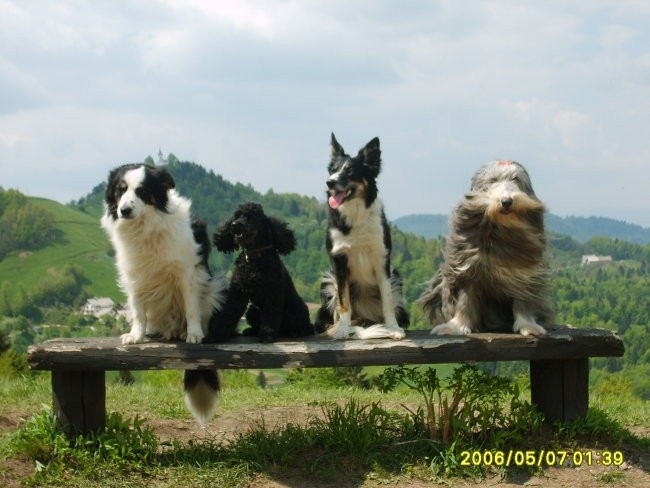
[
  {"x1": 314, "y1": 134, "x2": 409, "y2": 340},
  {"x1": 101, "y1": 163, "x2": 226, "y2": 425}
]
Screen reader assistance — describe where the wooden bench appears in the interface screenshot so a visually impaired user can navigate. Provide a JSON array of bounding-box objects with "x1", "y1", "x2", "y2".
[{"x1": 27, "y1": 325, "x2": 624, "y2": 435}]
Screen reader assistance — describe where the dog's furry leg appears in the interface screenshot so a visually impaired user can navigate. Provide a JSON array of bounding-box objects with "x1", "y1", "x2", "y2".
[
  {"x1": 325, "y1": 261, "x2": 368, "y2": 339},
  {"x1": 256, "y1": 296, "x2": 284, "y2": 343},
  {"x1": 322, "y1": 255, "x2": 361, "y2": 339},
  {"x1": 180, "y1": 271, "x2": 205, "y2": 344},
  {"x1": 329, "y1": 280, "x2": 368, "y2": 339},
  {"x1": 430, "y1": 290, "x2": 474, "y2": 335},
  {"x1": 512, "y1": 299, "x2": 546, "y2": 336},
  {"x1": 373, "y1": 274, "x2": 406, "y2": 339},
  {"x1": 121, "y1": 295, "x2": 147, "y2": 344}
]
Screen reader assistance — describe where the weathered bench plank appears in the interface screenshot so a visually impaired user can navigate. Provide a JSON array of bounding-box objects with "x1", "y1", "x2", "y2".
[
  {"x1": 27, "y1": 326, "x2": 624, "y2": 435},
  {"x1": 28, "y1": 326, "x2": 623, "y2": 371}
]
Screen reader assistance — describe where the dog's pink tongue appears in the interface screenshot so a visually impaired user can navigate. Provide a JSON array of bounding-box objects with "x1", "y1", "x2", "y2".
[{"x1": 328, "y1": 191, "x2": 346, "y2": 209}]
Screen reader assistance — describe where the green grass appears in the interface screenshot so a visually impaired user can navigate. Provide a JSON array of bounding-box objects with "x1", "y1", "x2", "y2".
[
  {"x1": 0, "y1": 197, "x2": 120, "y2": 302},
  {"x1": 2, "y1": 367, "x2": 648, "y2": 487}
]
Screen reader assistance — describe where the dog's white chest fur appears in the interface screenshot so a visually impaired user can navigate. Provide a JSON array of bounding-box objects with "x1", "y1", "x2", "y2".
[
  {"x1": 330, "y1": 199, "x2": 387, "y2": 286},
  {"x1": 102, "y1": 191, "x2": 216, "y2": 343}
]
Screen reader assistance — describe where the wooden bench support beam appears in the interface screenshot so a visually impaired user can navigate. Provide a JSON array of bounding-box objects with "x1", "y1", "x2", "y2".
[
  {"x1": 52, "y1": 371, "x2": 106, "y2": 436},
  {"x1": 530, "y1": 358, "x2": 589, "y2": 422}
]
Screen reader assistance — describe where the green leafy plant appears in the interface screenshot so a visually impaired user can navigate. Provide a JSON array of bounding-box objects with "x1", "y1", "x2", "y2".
[{"x1": 376, "y1": 364, "x2": 542, "y2": 448}]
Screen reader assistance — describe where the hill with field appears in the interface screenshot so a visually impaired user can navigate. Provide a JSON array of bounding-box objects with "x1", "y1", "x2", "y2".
[{"x1": 0, "y1": 196, "x2": 120, "y2": 305}]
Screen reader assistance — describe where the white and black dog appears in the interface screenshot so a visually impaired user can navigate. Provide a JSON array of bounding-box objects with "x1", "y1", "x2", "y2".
[
  {"x1": 101, "y1": 163, "x2": 226, "y2": 425},
  {"x1": 314, "y1": 134, "x2": 409, "y2": 340},
  {"x1": 417, "y1": 160, "x2": 553, "y2": 336}
]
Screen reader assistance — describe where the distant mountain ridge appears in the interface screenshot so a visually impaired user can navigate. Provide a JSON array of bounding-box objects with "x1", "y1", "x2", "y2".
[{"x1": 393, "y1": 213, "x2": 650, "y2": 245}]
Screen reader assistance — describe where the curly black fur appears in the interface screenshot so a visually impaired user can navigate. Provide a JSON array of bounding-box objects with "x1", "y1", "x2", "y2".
[{"x1": 206, "y1": 202, "x2": 314, "y2": 343}]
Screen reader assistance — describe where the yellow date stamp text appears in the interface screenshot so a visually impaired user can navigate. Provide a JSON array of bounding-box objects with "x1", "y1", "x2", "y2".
[{"x1": 459, "y1": 450, "x2": 625, "y2": 467}]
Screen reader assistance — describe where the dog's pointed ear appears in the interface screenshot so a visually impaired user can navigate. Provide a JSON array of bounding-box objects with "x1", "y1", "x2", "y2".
[
  {"x1": 359, "y1": 137, "x2": 381, "y2": 177},
  {"x1": 270, "y1": 216, "x2": 296, "y2": 255},
  {"x1": 213, "y1": 217, "x2": 238, "y2": 253},
  {"x1": 330, "y1": 133, "x2": 346, "y2": 160}
]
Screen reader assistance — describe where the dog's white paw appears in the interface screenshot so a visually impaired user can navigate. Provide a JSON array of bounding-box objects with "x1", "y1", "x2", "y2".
[
  {"x1": 390, "y1": 327, "x2": 406, "y2": 340},
  {"x1": 121, "y1": 332, "x2": 145, "y2": 345},
  {"x1": 514, "y1": 320, "x2": 546, "y2": 337},
  {"x1": 355, "y1": 323, "x2": 405, "y2": 340},
  {"x1": 430, "y1": 319, "x2": 472, "y2": 336},
  {"x1": 327, "y1": 315, "x2": 354, "y2": 340},
  {"x1": 384, "y1": 324, "x2": 406, "y2": 339},
  {"x1": 185, "y1": 332, "x2": 204, "y2": 344}
]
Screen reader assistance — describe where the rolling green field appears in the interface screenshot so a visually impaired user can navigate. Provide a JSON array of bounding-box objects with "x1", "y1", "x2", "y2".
[{"x1": 0, "y1": 197, "x2": 121, "y2": 303}]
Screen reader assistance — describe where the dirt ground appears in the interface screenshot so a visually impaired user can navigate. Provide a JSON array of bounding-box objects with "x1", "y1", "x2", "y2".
[{"x1": 2, "y1": 406, "x2": 649, "y2": 488}]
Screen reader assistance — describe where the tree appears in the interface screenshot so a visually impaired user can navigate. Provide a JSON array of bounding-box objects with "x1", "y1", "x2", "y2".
[{"x1": 0, "y1": 329, "x2": 10, "y2": 355}]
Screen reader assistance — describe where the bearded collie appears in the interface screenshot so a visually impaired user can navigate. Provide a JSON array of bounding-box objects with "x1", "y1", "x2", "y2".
[{"x1": 418, "y1": 160, "x2": 553, "y2": 336}]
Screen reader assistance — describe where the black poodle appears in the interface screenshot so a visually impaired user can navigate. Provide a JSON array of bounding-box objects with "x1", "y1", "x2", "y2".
[{"x1": 207, "y1": 202, "x2": 314, "y2": 343}]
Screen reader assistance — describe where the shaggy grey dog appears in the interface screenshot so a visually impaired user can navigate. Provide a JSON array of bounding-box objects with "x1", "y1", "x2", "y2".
[{"x1": 417, "y1": 160, "x2": 553, "y2": 336}]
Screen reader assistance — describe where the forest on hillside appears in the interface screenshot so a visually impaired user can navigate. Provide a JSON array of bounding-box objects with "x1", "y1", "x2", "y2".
[{"x1": 0, "y1": 187, "x2": 56, "y2": 260}]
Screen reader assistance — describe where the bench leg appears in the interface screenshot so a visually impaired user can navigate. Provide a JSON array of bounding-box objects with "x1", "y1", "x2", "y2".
[
  {"x1": 530, "y1": 358, "x2": 588, "y2": 422},
  {"x1": 52, "y1": 371, "x2": 106, "y2": 436}
]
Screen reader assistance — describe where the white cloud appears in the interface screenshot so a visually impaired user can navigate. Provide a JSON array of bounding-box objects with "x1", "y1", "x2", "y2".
[
  {"x1": 601, "y1": 24, "x2": 639, "y2": 50},
  {"x1": 553, "y1": 110, "x2": 601, "y2": 148}
]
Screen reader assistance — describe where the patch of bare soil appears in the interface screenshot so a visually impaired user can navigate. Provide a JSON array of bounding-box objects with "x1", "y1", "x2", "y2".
[
  {"x1": 152, "y1": 404, "x2": 326, "y2": 445},
  {"x1": 0, "y1": 413, "x2": 36, "y2": 488}
]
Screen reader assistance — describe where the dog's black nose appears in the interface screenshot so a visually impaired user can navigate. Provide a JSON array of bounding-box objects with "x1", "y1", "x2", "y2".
[
  {"x1": 326, "y1": 178, "x2": 337, "y2": 189},
  {"x1": 501, "y1": 197, "x2": 513, "y2": 209},
  {"x1": 231, "y1": 221, "x2": 243, "y2": 234},
  {"x1": 120, "y1": 206, "x2": 133, "y2": 218}
]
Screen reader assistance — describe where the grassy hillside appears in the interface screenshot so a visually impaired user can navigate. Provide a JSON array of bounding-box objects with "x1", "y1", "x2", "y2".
[{"x1": 0, "y1": 197, "x2": 120, "y2": 303}]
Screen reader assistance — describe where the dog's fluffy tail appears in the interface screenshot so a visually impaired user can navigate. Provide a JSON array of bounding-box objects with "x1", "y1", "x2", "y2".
[
  {"x1": 416, "y1": 272, "x2": 447, "y2": 325},
  {"x1": 183, "y1": 370, "x2": 220, "y2": 427},
  {"x1": 208, "y1": 274, "x2": 228, "y2": 314}
]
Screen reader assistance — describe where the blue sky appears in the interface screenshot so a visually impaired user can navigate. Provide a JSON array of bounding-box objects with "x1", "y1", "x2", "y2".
[{"x1": 1, "y1": 1, "x2": 649, "y2": 226}]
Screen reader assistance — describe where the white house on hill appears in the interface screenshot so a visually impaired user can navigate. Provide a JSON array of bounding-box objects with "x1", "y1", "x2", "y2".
[
  {"x1": 581, "y1": 255, "x2": 613, "y2": 266},
  {"x1": 83, "y1": 298, "x2": 115, "y2": 317}
]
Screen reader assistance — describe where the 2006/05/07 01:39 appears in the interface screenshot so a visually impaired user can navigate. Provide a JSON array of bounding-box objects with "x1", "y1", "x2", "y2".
[{"x1": 460, "y1": 450, "x2": 625, "y2": 468}]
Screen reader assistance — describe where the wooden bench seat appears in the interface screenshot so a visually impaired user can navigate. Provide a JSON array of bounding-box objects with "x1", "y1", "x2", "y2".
[{"x1": 27, "y1": 325, "x2": 624, "y2": 435}]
